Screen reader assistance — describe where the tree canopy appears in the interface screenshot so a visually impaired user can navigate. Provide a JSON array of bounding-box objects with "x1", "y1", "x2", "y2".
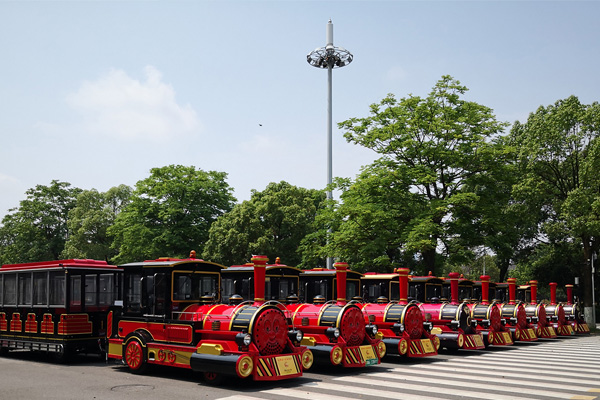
[
  {"x1": 203, "y1": 181, "x2": 325, "y2": 267},
  {"x1": 109, "y1": 165, "x2": 235, "y2": 263},
  {"x1": 0, "y1": 180, "x2": 81, "y2": 264},
  {"x1": 337, "y1": 76, "x2": 508, "y2": 275}
]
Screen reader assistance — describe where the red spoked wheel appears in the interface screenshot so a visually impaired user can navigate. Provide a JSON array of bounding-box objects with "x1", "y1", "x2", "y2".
[
  {"x1": 124, "y1": 338, "x2": 147, "y2": 374},
  {"x1": 339, "y1": 306, "x2": 366, "y2": 347}
]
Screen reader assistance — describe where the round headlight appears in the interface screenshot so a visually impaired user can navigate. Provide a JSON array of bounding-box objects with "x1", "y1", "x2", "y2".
[
  {"x1": 296, "y1": 330, "x2": 303, "y2": 342},
  {"x1": 243, "y1": 333, "x2": 252, "y2": 346},
  {"x1": 333, "y1": 327, "x2": 340, "y2": 338}
]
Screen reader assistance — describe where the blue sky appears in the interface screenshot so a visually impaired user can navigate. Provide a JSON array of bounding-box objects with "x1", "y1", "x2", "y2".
[{"x1": 1, "y1": 1, "x2": 599, "y2": 220}]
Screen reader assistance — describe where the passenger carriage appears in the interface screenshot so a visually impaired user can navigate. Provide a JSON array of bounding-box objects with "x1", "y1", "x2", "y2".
[{"x1": 0, "y1": 259, "x2": 122, "y2": 359}]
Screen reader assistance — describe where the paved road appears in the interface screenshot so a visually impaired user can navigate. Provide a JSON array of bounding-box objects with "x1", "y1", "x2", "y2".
[{"x1": 1, "y1": 335, "x2": 599, "y2": 400}]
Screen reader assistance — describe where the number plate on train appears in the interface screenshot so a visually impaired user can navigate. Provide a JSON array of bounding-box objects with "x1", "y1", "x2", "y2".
[
  {"x1": 421, "y1": 339, "x2": 435, "y2": 353},
  {"x1": 474, "y1": 334, "x2": 484, "y2": 347},
  {"x1": 275, "y1": 355, "x2": 299, "y2": 376},
  {"x1": 359, "y1": 345, "x2": 378, "y2": 365}
]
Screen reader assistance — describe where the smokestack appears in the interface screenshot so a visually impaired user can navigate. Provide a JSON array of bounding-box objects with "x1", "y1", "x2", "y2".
[
  {"x1": 449, "y1": 272, "x2": 460, "y2": 305},
  {"x1": 565, "y1": 284, "x2": 574, "y2": 305},
  {"x1": 549, "y1": 282, "x2": 557, "y2": 305},
  {"x1": 334, "y1": 262, "x2": 348, "y2": 304},
  {"x1": 397, "y1": 268, "x2": 409, "y2": 305},
  {"x1": 480, "y1": 275, "x2": 490, "y2": 305},
  {"x1": 529, "y1": 280, "x2": 538, "y2": 304},
  {"x1": 507, "y1": 278, "x2": 517, "y2": 305},
  {"x1": 251, "y1": 255, "x2": 268, "y2": 303}
]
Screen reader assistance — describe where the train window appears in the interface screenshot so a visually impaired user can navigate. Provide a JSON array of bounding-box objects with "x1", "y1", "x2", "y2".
[
  {"x1": 126, "y1": 274, "x2": 142, "y2": 313},
  {"x1": 3, "y1": 274, "x2": 16, "y2": 305},
  {"x1": 33, "y1": 272, "x2": 48, "y2": 305},
  {"x1": 173, "y1": 274, "x2": 193, "y2": 300},
  {"x1": 153, "y1": 273, "x2": 167, "y2": 315},
  {"x1": 347, "y1": 281, "x2": 359, "y2": 300},
  {"x1": 71, "y1": 275, "x2": 82, "y2": 311},
  {"x1": 390, "y1": 282, "x2": 399, "y2": 301},
  {"x1": 49, "y1": 272, "x2": 65, "y2": 306},
  {"x1": 85, "y1": 275, "x2": 97, "y2": 307},
  {"x1": 221, "y1": 278, "x2": 235, "y2": 302},
  {"x1": 18, "y1": 273, "x2": 33, "y2": 306},
  {"x1": 98, "y1": 274, "x2": 114, "y2": 306},
  {"x1": 426, "y1": 283, "x2": 442, "y2": 302},
  {"x1": 198, "y1": 275, "x2": 218, "y2": 298}
]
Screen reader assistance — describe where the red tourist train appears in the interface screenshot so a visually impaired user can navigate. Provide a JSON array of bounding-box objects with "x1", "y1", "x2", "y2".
[
  {"x1": 410, "y1": 272, "x2": 485, "y2": 351},
  {"x1": 563, "y1": 284, "x2": 590, "y2": 334},
  {"x1": 360, "y1": 268, "x2": 440, "y2": 358},
  {"x1": 0, "y1": 259, "x2": 122, "y2": 359},
  {"x1": 465, "y1": 276, "x2": 513, "y2": 347},
  {"x1": 517, "y1": 281, "x2": 557, "y2": 339},
  {"x1": 223, "y1": 260, "x2": 385, "y2": 368},
  {"x1": 544, "y1": 282, "x2": 575, "y2": 336},
  {"x1": 106, "y1": 254, "x2": 313, "y2": 383},
  {"x1": 496, "y1": 278, "x2": 538, "y2": 342}
]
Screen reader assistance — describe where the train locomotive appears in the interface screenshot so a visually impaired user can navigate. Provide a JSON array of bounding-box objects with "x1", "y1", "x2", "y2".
[
  {"x1": 223, "y1": 260, "x2": 385, "y2": 367},
  {"x1": 411, "y1": 272, "x2": 485, "y2": 351},
  {"x1": 563, "y1": 284, "x2": 590, "y2": 334},
  {"x1": 360, "y1": 268, "x2": 439, "y2": 358},
  {"x1": 289, "y1": 262, "x2": 385, "y2": 367},
  {"x1": 544, "y1": 282, "x2": 575, "y2": 337},
  {"x1": 496, "y1": 278, "x2": 538, "y2": 342},
  {"x1": 466, "y1": 275, "x2": 513, "y2": 347},
  {"x1": 107, "y1": 254, "x2": 313, "y2": 383},
  {"x1": 517, "y1": 280, "x2": 557, "y2": 339}
]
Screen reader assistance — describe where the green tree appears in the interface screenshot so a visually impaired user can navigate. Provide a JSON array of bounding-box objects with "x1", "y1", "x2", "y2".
[
  {"x1": 62, "y1": 185, "x2": 132, "y2": 261},
  {"x1": 0, "y1": 180, "x2": 82, "y2": 264},
  {"x1": 109, "y1": 165, "x2": 235, "y2": 263},
  {"x1": 300, "y1": 161, "x2": 422, "y2": 273},
  {"x1": 203, "y1": 181, "x2": 325, "y2": 267},
  {"x1": 509, "y1": 96, "x2": 600, "y2": 315},
  {"x1": 338, "y1": 76, "x2": 508, "y2": 275}
]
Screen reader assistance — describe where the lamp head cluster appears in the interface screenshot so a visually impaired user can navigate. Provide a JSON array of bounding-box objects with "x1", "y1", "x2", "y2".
[{"x1": 307, "y1": 19, "x2": 353, "y2": 69}]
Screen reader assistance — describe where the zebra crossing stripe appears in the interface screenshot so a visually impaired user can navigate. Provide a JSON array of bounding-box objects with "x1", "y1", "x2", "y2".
[
  {"x1": 360, "y1": 372, "x2": 585, "y2": 399},
  {"x1": 380, "y1": 368, "x2": 594, "y2": 393},
  {"x1": 333, "y1": 375, "x2": 535, "y2": 400},
  {"x1": 407, "y1": 363, "x2": 598, "y2": 385}
]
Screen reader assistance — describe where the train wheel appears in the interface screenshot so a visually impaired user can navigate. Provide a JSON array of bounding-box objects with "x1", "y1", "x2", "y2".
[
  {"x1": 124, "y1": 338, "x2": 147, "y2": 374},
  {"x1": 203, "y1": 371, "x2": 224, "y2": 386},
  {"x1": 52, "y1": 345, "x2": 73, "y2": 363}
]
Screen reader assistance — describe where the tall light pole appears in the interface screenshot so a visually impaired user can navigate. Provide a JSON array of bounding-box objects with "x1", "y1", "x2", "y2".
[{"x1": 307, "y1": 19, "x2": 353, "y2": 269}]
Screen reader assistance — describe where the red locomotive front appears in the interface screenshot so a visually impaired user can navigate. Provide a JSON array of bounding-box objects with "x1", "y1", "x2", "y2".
[
  {"x1": 360, "y1": 268, "x2": 439, "y2": 358},
  {"x1": 107, "y1": 254, "x2": 312, "y2": 383},
  {"x1": 289, "y1": 263, "x2": 385, "y2": 367},
  {"x1": 412, "y1": 272, "x2": 485, "y2": 351},
  {"x1": 496, "y1": 278, "x2": 538, "y2": 342},
  {"x1": 563, "y1": 284, "x2": 590, "y2": 334},
  {"x1": 518, "y1": 280, "x2": 557, "y2": 339},
  {"x1": 544, "y1": 282, "x2": 575, "y2": 336},
  {"x1": 467, "y1": 275, "x2": 513, "y2": 347}
]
